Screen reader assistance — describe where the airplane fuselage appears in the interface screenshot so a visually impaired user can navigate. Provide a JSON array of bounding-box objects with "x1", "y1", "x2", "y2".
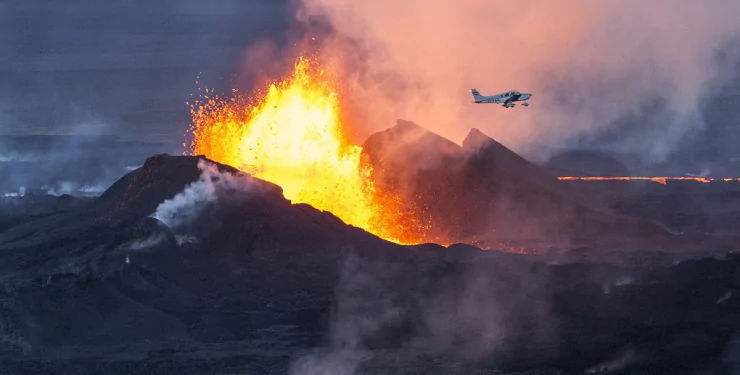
[{"x1": 471, "y1": 89, "x2": 532, "y2": 108}]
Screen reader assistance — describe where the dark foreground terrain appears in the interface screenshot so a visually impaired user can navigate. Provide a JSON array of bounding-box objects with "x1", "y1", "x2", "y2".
[{"x1": 0, "y1": 151, "x2": 738, "y2": 374}]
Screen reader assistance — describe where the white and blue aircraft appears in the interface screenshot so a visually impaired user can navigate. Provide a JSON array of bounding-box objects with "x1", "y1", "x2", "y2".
[{"x1": 471, "y1": 89, "x2": 532, "y2": 108}]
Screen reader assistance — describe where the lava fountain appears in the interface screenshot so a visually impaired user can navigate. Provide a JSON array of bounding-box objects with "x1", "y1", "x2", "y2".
[{"x1": 187, "y1": 57, "x2": 427, "y2": 244}]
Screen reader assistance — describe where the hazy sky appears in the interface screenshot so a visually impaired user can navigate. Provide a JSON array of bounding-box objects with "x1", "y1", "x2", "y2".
[
  {"x1": 0, "y1": 0, "x2": 292, "y2": 140},
  {"x1": 1, "y1": 1, "x2": 739, "y2": 169}
]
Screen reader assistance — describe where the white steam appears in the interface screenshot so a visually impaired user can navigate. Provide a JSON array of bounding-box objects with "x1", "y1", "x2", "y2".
[{"x1": 152, "y1": 160, "x2": 255, "y2": 227}]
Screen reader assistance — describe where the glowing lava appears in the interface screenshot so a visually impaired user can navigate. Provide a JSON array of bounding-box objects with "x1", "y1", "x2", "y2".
[
  {"x1": 187, "y1": 57, "x2": 425, "y2": 244},
  {"x1": 557, "y1": 176, "x2": 740, "y2": 184}
]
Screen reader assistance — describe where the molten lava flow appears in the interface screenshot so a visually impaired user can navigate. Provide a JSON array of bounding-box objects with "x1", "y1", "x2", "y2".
[
  {"x1": 557, "y1": 176, "x2": 740, "y2": 184},
  {"x1": 188, "y1": 57, "x2": 426, "y2": 244}
]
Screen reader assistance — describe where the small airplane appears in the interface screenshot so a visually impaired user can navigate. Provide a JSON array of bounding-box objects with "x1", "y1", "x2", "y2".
[{"x1": 471, "y1": 89, "x2": 532, "y2": 108}]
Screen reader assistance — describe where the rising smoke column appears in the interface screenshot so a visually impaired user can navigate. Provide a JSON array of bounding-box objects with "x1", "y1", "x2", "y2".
[{"x1": 297, "y1": 0, "x2": 740, "y2": 161}]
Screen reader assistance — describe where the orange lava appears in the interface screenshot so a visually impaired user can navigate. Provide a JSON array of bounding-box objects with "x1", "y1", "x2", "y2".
[
  {"x1": 557, "y1": 176, "x2": 740, "y2": 184},
  {"x1": 187, "y1": 57, "x2": 427, "y2": 244}
]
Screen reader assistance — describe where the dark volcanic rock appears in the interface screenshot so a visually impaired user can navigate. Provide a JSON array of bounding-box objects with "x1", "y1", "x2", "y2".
[
  {"x1": 0, "y1": 154, "x2": 405, "y2": 365},
  {"x1": 89, "y1": 154, "x2": 243, "y2": 223},
  {"x1": 362, "y1": 119, "x2": 464, "y2": 176},
  {"x1": 363, "y1": 121, "x2": 673, "y2": 252},
  {"x1": 462, "y1": 127, "x2": 554, "y2": 187},
  {"x1": 1, "y1": 154, "x2": 739, "y2": 374}
]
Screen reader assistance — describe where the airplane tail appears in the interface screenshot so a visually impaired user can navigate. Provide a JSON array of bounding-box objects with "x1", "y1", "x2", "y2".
[{"x1": 470, "y1": 89, "x2": 483, "y2": 101}]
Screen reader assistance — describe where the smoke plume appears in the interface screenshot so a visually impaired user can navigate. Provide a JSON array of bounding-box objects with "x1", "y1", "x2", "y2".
[
  {"x1": 290, "y1": 252, "x2": 558, "y2": 374},
  {"x1": 297, "y1": 0, "x2": 740, "y2": 161}
]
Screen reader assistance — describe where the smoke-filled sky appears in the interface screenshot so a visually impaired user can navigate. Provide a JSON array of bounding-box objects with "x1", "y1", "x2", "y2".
[
  {"x1": 300, "y1": 0, "x2": 740, "y2": 161},
  {"x1": 2, "y1": 0, "x2": 740, "y2": 163}
]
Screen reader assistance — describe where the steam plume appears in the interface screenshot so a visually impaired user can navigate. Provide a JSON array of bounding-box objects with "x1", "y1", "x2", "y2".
[{"x1": 152, "y1": 160, "x2": 254, "y2": 227}]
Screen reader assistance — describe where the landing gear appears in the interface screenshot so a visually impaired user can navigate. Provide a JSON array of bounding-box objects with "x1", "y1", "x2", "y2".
[{"x1": 522, "y1": 102, "x2": 529, "y2": 107}]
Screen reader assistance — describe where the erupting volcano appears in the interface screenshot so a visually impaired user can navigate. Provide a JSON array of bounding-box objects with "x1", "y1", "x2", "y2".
[
  {"x1": 6, "y1": 2, "x2": 740, "y2": 373},
  {"x1": 187, "y1": 57, "x2": 427, "y2": 244}
]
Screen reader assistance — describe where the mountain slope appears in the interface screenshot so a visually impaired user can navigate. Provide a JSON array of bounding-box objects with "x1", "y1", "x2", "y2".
[
  {"x1": 363, "y1": 120, "x2": 674, "y2": 252},
  {"x1": 1, "y1": 154, "x2": 738, "y2": 374}
]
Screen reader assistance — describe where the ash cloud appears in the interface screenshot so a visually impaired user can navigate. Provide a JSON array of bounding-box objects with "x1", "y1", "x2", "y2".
[{"x1": 297, "y1": 0, "x2": 740, "y2": 161}]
